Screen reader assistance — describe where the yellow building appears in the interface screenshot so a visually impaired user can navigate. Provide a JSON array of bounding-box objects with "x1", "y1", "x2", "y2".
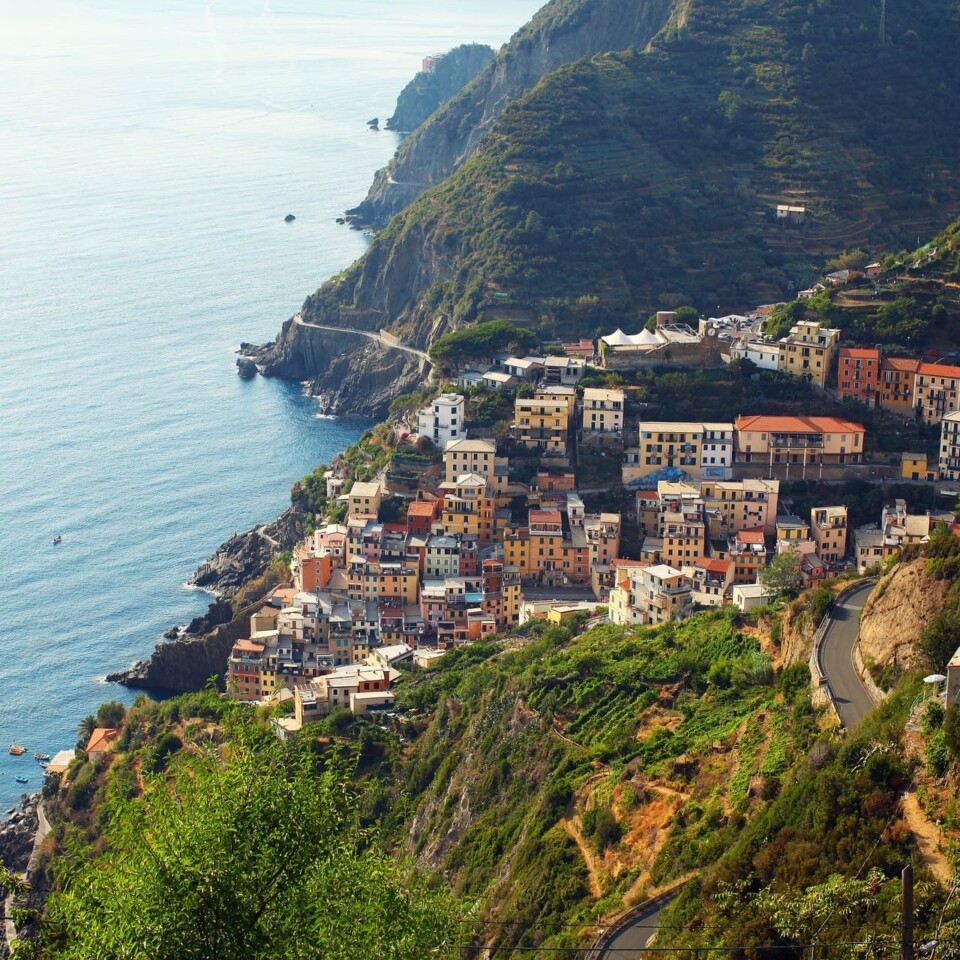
[
  {"x1": 902, "y1": 452, "x2": 937, "y2": 482},
  {"x1": 443, "y1": 439, "x2": 508, "y2": 493},
  {"x1": 347, "y1": 480, "x2": 382, "y2": 520},
  {"x1": 347, "y1": 559, "x2": 418, "y2": 603},
  {"x1": 635, "y1": 421, "x2": 734, "y2": 480},
  {"x1": 810, "y1": 506, "x2": 848, "y2": 563},
  {"x1": 515, "y1": 394, "x2": 571, "y2": 455},
  {"x1": 438, "y1": 473, "x2": 497, "y2": 543},
  {"x1": 658, "y1": 483, "x2": 707, "y2": 568},
  {"x1": 879, "y1": 358, "x2": 919, "y2": 413},
  {"x1": 777, "y1": 320, "x2": 840, "y2": 388},
  {"x1": 502, "y1": 526, "x2": 533, "y2": 576},
  {"x1": 700, "y1": 478, "x2": 780, "y2": 535}
]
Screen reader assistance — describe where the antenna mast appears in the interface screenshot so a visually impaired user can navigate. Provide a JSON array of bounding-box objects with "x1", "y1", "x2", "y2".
[{"x1": 879, "y1": 0, "x2": 887, "y2": 43}]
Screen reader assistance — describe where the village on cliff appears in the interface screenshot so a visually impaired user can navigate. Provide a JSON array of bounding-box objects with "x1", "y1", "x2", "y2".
[{"x1": 225, "y1": 282, "x2": 960, "y2": 731}]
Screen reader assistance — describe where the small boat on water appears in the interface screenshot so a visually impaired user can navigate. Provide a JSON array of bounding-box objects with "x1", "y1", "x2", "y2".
[
  {"x1": 53, "y1": 535, "x2": 62, "y2": 544},
  {"x1": 34, "y1": 753, "x2": 50, "y2": 762},
  {"x1": 9, "y1": 745, "x2": 27, "y2": 756},
  {"x1": 15, "y1": 777, "x2": 28, "y2": 784}
]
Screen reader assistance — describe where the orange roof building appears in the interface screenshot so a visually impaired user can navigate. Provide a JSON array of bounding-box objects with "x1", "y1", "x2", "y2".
[
  {"x1": 735, "y1": 415, "x2": 865, "y2": 465},
  {"x1": 915, "y1": 362, "x2": 960, "y2": 424},
  {"x1": 85, "y1": 727, "x2": 120, "y2": 760},
  {"x1": 879, "y1": 357, "x2": 920, "y2": 413},
  {"x1": 837, "y1": 347, "x2": 880, "y2": 407}
]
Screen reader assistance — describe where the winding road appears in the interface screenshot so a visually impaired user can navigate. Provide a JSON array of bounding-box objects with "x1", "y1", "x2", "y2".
[
  {"x1": 597, "y1": 581, "x2": 879, "y2": 957},
  {"x1": 292, "y1": 313, "x2": 432, "y2": 363},
  {"x1": 597, "y1": 896, "x2": 676, "y2": 958},
  {"x1": 818, "y1": 581, "x2": 877, "y2": 729}
]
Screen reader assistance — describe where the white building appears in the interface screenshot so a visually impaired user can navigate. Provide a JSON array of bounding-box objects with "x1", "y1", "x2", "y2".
[
  {"x1": 581, "y1": 387, "x2": 625, "y2": 435},
  {"x1": 939, "y1": 411, "x2": 960, "y2": 480},
  {"x1": 417, "y1": 393, "x2": 465, "y2": 450},
  {"x1": 731, "y1": 339, "x2": 781, "y2": 372}
]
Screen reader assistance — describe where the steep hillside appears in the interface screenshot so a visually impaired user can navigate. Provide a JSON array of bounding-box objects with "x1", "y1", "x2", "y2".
[
  {"x1": 256, "y1": 0, "x2": 960, "y2": 413},
  {"x1": 349, "y1": 0, "x2": 677, "y2": 226},
  {"x1": 374, "y1": 610, "x2": 823, "y2": 958},
  {"x1": 386, "y1": 44, "x2": 494, "y2": 132}
]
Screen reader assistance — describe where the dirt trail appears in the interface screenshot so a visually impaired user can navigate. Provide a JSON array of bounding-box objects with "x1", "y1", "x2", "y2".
[
  {"x1": 902, "y1": 789, "x2": 952, "y2": 885},
  {"x1": 562, "y1": 817, "x2": 605, "y2": 899}
]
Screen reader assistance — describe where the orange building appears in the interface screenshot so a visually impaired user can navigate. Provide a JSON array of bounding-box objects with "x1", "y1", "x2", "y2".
[
  {"x1": 837, "y1": 347, "x2": 880, "y2": 406},
  {"x1": 879, "y1": 357, "x2": 919, "y2": 413}
]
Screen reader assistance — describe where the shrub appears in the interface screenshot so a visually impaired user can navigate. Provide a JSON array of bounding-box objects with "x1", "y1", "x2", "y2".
[
  {"x1": 926, "y1": 732, "x2": 950, "y2": 778},
  {"x1": 921, "y1": 699, "x2": 945, "y2": 736}
]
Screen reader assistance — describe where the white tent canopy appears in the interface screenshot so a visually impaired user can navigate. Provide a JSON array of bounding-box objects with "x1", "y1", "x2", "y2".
[{"x1": 601, "y1": 328, "x2": 663, "y2": 347}]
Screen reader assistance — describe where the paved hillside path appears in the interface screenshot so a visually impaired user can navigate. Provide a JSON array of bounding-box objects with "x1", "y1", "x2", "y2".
[
  {"x1": 819, "y1": 582, "x2": 877, "y2": 729},
  {"x1": 292, "y1": 313, "x2": 432, "y2": 363}
]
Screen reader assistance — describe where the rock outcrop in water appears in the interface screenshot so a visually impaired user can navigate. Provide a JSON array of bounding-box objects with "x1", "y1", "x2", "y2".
[
  {"x1": 385, "y1": 44, "x2": 494, "y2": 133},
  {"x1": 107, "y1": 505, "x2": 305, "y2": 693},
  {"x1": 348, "y1": 0, "x2": 675, "y2": 228}
]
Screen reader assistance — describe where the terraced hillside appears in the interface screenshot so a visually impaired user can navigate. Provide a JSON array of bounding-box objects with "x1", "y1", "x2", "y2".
[{"x1": 258, "y1": 0, "x2": 960, "y2": 409}]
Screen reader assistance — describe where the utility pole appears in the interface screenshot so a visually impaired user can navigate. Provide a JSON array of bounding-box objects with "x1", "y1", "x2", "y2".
[
  {"x1": 880, "y1": 0, "x2": 887, "y2": 44},
  {"x1": 902, "y1": 864, "x2": 914, "y2": 960}
]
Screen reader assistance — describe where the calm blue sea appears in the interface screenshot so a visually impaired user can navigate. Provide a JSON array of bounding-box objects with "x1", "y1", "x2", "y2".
[{"x1": 0, "y1": 0, "x2": 542, "y2": 810}]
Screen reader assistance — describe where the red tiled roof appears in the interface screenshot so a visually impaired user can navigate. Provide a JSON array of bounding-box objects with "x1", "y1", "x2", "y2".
[
  {"x1": 840, "y1": 347, "x2": 880, "y2": 360},
  {"x1": 735, "y1": 415, "x2": 865, "y2": 434},
  {"x1": 918, "y1": 362, "x2": 960, "y2": 380},
  {"x1": 737, "y1": 527, "x2": 766, "y2": 544},
  {"x1": 882, "y1": 357, "x2": 920, "y2": 372},
  {"x1": 695, "y1": 557, "x2": 732, "y2": 574},
  {"x1": 85, "y1": 728, "x2": 120, "y2": 755},
  {"x1": 407, "y1": 501, "x2": 436, "y2": 517},
  {"x1": 529, "y1": 509, "x2": 562, "y2": 524},
  {"x1": 233, "y1": 639, "x2": 264, "y2": 653},
  {"x1": 636, "y1": 490, "x2": 661, "y2": 500},
  {"x1": 383, "y1": 522, "x2": 406, "y2": 534}
]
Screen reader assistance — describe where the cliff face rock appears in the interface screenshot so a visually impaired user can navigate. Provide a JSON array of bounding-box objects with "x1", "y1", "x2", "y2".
[
  {"x1": 252, "y1": 219, "x2": 448, "y2": 414},
  {"x1": 190, "y1": 504, "x2": 304, "y2": 597},
  {"x1": 859, "y1": 560, "x2": 948, "y2": 672},
  {"x1": 349, "y1": 0, "x2": 677, "y2": 227},
  {"x1": 108, "y1": 506, "x2": 305, "y2": 694},
  {"x1": 108, "y1": 602, "x2": 266, "y2": 694},
  {"x1": 386, "y1": 44, "x2": 494, "y2": 133}
]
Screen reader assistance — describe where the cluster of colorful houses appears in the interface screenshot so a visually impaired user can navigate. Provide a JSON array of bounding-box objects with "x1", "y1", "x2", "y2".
[{"x1": 225, "y1": 342, "x2": 960, "y2": 726}]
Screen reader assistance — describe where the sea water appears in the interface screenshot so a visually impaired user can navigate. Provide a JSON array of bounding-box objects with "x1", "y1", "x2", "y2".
[{"x1": 0, "y1": 0, "x2": 542, "y2": 810}]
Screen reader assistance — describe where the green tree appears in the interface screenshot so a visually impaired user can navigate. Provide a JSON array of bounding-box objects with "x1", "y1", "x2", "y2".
[
  {"x1": 759, "y1": 552, "x2": 804, "y2": 599},
  {"x1": 41, "y1": 740, "x2": 460, "y2": 960},
  {"x1": 75, "y1": 714, "x2": 97, "y2": 749},
  {"x1": 918, "y1": 607, "x2": 960, "y2": 672}
]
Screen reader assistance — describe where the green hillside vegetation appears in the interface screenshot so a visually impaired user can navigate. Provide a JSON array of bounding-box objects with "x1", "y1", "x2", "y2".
[
  {"x1": 765, "y1": 216, "x2": 960, "y2": 353},
  {"x1": 26, "y1": 592, "x2": 960, "y2": 958},
  {"x1": 317, "y1": 0, "x2": 960, "y2": 343},
  {"x1": 372, "y1": 609, "x2": 823, "y2": 957},
  {"x1": 31, "y1": 691, "x2": 459, "y2": 960}
]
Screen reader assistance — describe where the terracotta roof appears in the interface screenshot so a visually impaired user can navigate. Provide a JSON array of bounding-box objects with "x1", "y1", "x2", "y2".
[
  {"x1": 737, "y1": 527, "x2": 766, "y2": 545},
  {"x1": 918, "y1": 362, "x2": 960, "y2": 379},
  {"x1": 529, "y1": 509, "x2": 562, "y2": 524},
  {"x1": 882, "y1": 357, "x2": 920, "y2": 372},
  {"x1": 695, "y1": 557, "x2": 732, "y2": 574},
  {"x1": 407, "y1": 501, "x2": 436, "y2": 517},
  {"x1": 840, "y1": 347, "x2": 880, "y2": 360},
  {"x1": 735, "y1": 415, "x2": 865, "y2": 434},
  {"x1": 233, "y1": 639, "x2": 264, "y2": 653},
  {"x1": 85, "y1": 728, "x2": 120, "y2": 755}
]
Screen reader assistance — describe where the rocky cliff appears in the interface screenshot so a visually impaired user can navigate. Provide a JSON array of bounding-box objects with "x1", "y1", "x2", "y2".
[
  {"x1": 859, "y1": 559, "x2": 949, "y2": 673},
  {"x1": 386, "y1": 44, "x2": 494, "y2": 133},
  {"x1": 254, "y1": 0, "x2": 960, "y2": 413},
  {"x1": 349, "y1": 0, "x2": 677, "y2": 227},
  {"x1": 107, "y1": 601, "x2": 267, "y2": 694},
  {"x1": 107, "y1": 505, "x2": 306, "y2": 693}
]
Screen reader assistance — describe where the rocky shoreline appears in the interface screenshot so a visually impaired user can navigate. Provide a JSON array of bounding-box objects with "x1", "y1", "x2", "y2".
[
  {"x1": 0, "y1": 795, "x2": 41, "y2": 959},
  {"x1": 106, "y1": 504, "x2": 307, "y2": 694}
]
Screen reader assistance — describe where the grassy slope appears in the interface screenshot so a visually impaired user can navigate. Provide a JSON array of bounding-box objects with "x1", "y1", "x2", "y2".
[{"x1": 320, "y1": 0, "x2": 960, "y2": 338}]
